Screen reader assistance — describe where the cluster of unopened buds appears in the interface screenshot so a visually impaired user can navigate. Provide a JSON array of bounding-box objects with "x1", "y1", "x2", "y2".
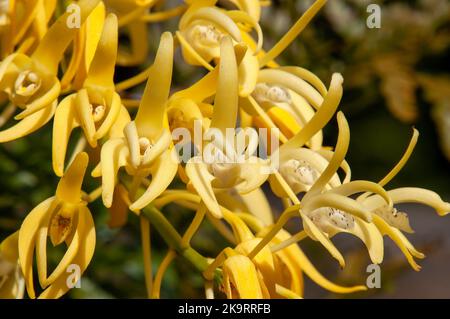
[{"x1": 0, "y1": 0, "x2": 448, "y2": 299}]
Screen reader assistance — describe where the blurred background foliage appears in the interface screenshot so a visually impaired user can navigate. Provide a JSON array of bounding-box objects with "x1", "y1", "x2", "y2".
[{"x1": 0, "y1": 0, "x2": 449, "y2": 298}]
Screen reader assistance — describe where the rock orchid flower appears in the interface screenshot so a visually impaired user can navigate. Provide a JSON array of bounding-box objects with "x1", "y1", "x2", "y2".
[
  {"x1": 0, "y1": 0, "x2": 101, "y2": 143},
  {"x1": 52, "y1": 12, "x2": 126, "y2": 176},
  {"x1": 93, "y1": 31, "x2": 177, "y2": 212},
  {"x1": 185, "y1": 36, "x2": 270, "y2": 219},
  {"x1": 18, "y1": 152, "x2": 95, "y2": 299}
]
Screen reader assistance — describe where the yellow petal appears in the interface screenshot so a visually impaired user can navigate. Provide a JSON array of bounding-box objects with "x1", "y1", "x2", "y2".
[
  {"x1": 52, "y1": 94, "x2": 79, "y2": 176},
  {"x1": 84, "y1": 13, "x2": 118, "y2": 88},
  {"x1": 74, "y1": 89, "x2": 97, "y2": 147},
  {"x1": 276, "y1": 285, "x2": 303, "y2": 299},
  {"x1": 303, "y1": 111, "x2": 349, "y2": 201},
  {"x1": 281, "y1": 73, "x2": 343, "y2": 151},
  {"x1": 98, "y1": 139, "x2": 129, "y2": 207},
  {"x1": 226, "y1": 10, "x2": 263, "y2": 52},
  {"x1": 81, "y1": 2, "x2": 106, "y2": 79},
  {"x1": 211, "y1": 36, "x2": 238, "y2": 134},
  {"x1": 344, "y1": 218, "x2": 384, "y2": 264},
  {"x1": 32, "y1": 0, "x2": 102, "y2": 74},
  {"x1": 56, "y1": 152, "x2": 89, "y2": 204},
  {"x1": 135, "y1": 32, "x2": 173, "y2": 138},
  {"x1": 300, "y1": 211, "x2": 346, "y2": 267},
  {"x1": 238, "y1": 50, "x2": 259, "y2": 97},
  {"x1": 0, "y1": 100, "x2": 56, "y2": 143},
  {"x1": 329, "y1": 180, "x2": 392, "y2": 209},
  {"x1": 18, "y1": 197, "x2": 54, "y2": 299},
  {"x1": 236, "y1": 239, "x2": 277, "y2": 296},
  {"x1": 222, "y1": 255, "x2": 264, "y2": 299},
  {"x1": 279, "y1": 66, "x2": 328, "y2": 96},
  {"x1": 185, "y1": 156, "x2": 221, "y2": 218},
  {"x1": 130, "y1": 149, "x2": 178, "y2": 212}
]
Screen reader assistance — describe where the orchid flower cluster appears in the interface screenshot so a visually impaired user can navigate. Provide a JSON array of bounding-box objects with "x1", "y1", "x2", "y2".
[{"x1": 0, "y1": 0, "x2": 448, "y2": 299}]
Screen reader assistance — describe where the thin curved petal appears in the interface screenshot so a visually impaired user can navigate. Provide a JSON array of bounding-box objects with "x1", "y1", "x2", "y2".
[
  {"x1": 98, "y1": 139, "x2": 129, "y2": 207},
  {"x1": 211, "y1": 36, "x2": 238, "y2": 134},
  {"x1": 85, "y1": 13, "x2": 118, "y2": 88},
  {"x1": 56, "y1": 152, "x2": 89, "y2": 204},
  {"x1": 300, "y1": 211, "x2": 346, "y2": 267},
  {"x1": 135, "y1": 32, "x2": 173, "y2": 138},
  {"x1": 18, "y1": 197, "x2": 54, "y2": 299},
  {"x1": 52, "y1": 95, "x2": 79, "y2": 176},
  {"x1": 185, "y1": 157, "x2": 221, "y2": 218},
  {"x1": 130, "y1": 149, "x2": 178, "y2": 211},
  {"x1": 0, "y1": 100, "x2": 56, "y2": 143},
  {"x1": 281, "y1": 73, "x2": 344, "y2": 151}
]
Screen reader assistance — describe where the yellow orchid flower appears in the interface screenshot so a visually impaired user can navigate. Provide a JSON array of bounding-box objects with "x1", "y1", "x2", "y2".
[
  {"x1": 360, "y1": 187, "x2": 450, "y2": 271},
  {"x1": 177, "y1": 0, "x2": 262, "y2": 66},
  {"x1": 204, "y1": 210, "x2": 366, "y2": 298},
  {"x1": 52, "y1": 13, "x2": 127, "y2": 176},
  {"x1": 104, "y1": 0, "x2": 156, "y2": 66},
  {"x1": 268, "y1": 73, "x2": 345, "y2": 197},
  {"x1": 60, "y1": 1, "x2": 106, "y2": 90},
  {"x1": 0, "y1": 0, "x2": 101, "y2": 143},
  {"x1": 93, "y1": 31, "x2": 177, "y2": 212},
  {"x1": 185, "y1": 36, "x2": 270, "y2": 219},
  {"x1": 251, "y1": 66, "x2": 328, "y2": 149},
  {"x1": 18, "y1": 152, "x2": 96, "y2": 299},
  {"x1": 176, "y1": 0, "x2": 262, "y2": 97},
  {"x1": 0, "y1": 231, "x2": 25, "y2": 299},
  {"x1": 264, "y1": 110, "x2": 393, "y2": 267}
]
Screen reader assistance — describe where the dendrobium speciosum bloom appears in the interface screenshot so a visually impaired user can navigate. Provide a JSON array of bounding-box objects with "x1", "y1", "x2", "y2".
[
  {"x1": 52, "y1": 13, "x2": 125, "y2": 176},
  {"x1": 0, "y1": 0, "x2": 449, "y2": 300},
  {"x1": 93, "y1": 31, "x2": 177, "y2": 211},
  {"x1": 0, "y1": 0, "x2": 100, "y2": 143},
  {"x1": 186, "y1": 36, "x2": 269, "y2": 218},
  {"x1": 18, "y1": 153, "x2": 95, "y2": 299},
  {"x1": 203, "y1": 209, "x2": 366, "y2": 299}
]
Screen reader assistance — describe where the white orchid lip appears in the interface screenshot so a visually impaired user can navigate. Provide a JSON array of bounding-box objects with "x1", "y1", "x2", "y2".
[
  {"x1": 307, "y1": 207, "x2": 356, "y2": 234},
  {"x1": 279, "y1": 158, "x2": 319, "y2": 193},
  {"x1": 191, "y1": 24, "x2": 224, "y2": 46},
  {"x1": 124, "y1": 121, "x2": 172, "y2": 169},
  {"x1": 253, "y1": 83, "x2": 292, "y2": 105},
  {"x1": 13, "y1": 70, "x2": 42, "y2": 100}
]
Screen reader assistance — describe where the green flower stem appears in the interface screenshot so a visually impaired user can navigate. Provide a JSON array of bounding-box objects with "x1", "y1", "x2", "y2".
[
  {"x1": 141, "y1": 204, "x2": 216, "y2": 276},
  {"x1": 121, "y1": 176, "x2": 220, "y2": 280}
]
